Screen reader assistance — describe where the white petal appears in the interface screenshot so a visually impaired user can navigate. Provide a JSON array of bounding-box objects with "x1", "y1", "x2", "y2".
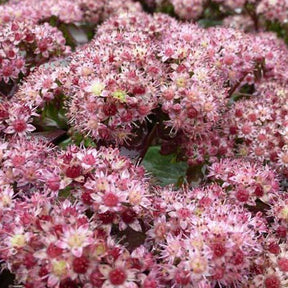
[
  {"x1": 129, "y1": 221, "x2": 142, "y2": 232},
  {"x1": 27, "y1": 124, "x2": 36, "y2": 131},
  {"x1": 98, "y1": 264, "x2": 112, "y2": 277}
]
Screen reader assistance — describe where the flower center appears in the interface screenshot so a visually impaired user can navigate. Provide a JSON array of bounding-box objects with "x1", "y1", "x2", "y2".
[
  {"x1": 13, "y1": 119, "x2": 27, "y2": 132},
  {"x1": 52, "y1": 260, "x2": 67, "y2": 277},
  {"x1": 10, "y1": 234, "x2": 26, "y2": 248},
  {"x1": 68, "y1": 232, "x2": 85, "y2": 248},
  {"x1": 103, "y1": 193, "x2": 119, "y2": 207},
  {"x1": 90, "y1": 82, "x2": 105, "y2": 96},
  {"x1": 112, "y1": 90, "x2": 127, "y2": 102},
  {"x1": 109, "y1": 268, "x2": 127, "y2": 285}
]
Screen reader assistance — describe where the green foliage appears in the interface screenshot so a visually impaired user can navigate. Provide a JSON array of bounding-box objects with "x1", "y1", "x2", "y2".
[
  {"x1": 266, "y1": 21, "x2": 288, "y2": 44},
  {"x1": 198, "y1": 19, "x2": 222, "y2": 28},
  {"x1": 81, "y1": 23, "x2": 96, "y2": 41},
  {"x1": 58, "y1": 133, "x2": 97, "y2": 149},
  {"x1": 156, "y1": 1, "x2": 176, "y2": 17},
  {"x1": 58, "y1": 186, "x2": 72, "y2": 199},
  {"x1": 58, "y1": 137, "x2": 73, "y2": 148},
  {"x1": 34, "y1": 97, "x2": 68, "y2": 131},
  {"x1": 142, "y1": 146, "x2": 188, "y2": 186},
  {"x1": 199, "y1": 1, "x2": 225, "y2": 27}
]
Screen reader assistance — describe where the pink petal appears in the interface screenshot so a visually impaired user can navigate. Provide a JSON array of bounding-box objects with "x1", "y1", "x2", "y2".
[
  {"x1": 47, "y1": 275, "x2": 58, "y2": 287},
  {"x1": 72, "y1": 247, "x2": 83, "y2": 257},
  {"x1": 27, "y1": 124, "x2": 36, "y2": 132},
  {"x1": 3, "y1": 126, "x2": 15, "y2": 134}
]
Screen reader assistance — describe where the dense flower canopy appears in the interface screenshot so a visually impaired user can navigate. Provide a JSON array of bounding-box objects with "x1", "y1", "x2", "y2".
[{"x1": 1, "y1": 0, "x2": 288, "y2": 288}]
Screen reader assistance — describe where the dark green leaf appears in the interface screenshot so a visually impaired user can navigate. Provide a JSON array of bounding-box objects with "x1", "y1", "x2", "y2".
[
  {"x1": 142, "y1": 146, "x2": 188, "y2": 186},
  {"x1": 198, "y1": 19, "x2": 222, "y2": 28}
]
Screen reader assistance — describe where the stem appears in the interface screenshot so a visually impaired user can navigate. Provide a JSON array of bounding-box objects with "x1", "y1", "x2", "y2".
[
  {"x1": 227, "y1": 72, "x2": 249, "y2": 98},
  {"x1": 244, "y1": 2, "x2": 260, "y2": 32},
  {"x1": 234, "y1": 92, "x2": 252, "y2": 97},
  {"x1": 137, "y1": 123, "x2": 158, "y2": 164}
]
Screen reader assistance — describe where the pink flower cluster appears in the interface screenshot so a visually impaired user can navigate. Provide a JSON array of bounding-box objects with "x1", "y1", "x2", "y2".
[
  {"x1": 0, "y1": 194, "x2": 144, "y2": 288},
  {"x1": 0, "y1": 0, "x2": 142, "y2": 24},
  {"x1": 0, "y1": 138, "x2": 287, "y2": 287},
  {"x1": 65, "y1": 29, "x2": 163, "y2": 144},
  {"x1": 158, "y1": 25, "x2": 287, "y2": 166},
  {"x1": 251, "y1": 243, "x2": 288, "y2": 288},
  {"x1": 0, "y1": 0, "x2": 82, "y2": 24},
  {"x1": 18, "y1": 13, "x2": 169, "y2": 144},
  {"x1": 147, "y1": 185, "x2": 267, "y2": 287},
  {"x1": 144, "y1": 0, "x2": 288, "y2": 25},
  {"x1": 213, "y1": 0, "x2": 252, "y2": 10},
  {"x1": 0, "y1": 140, "x2": 152, "y2": 287},
  {"x1": 15, "y1": 63, "x2": 69, "y2": 107},
  {"x1": 14, "y1": 12, "x2": 288, "y2": 174},
  {"x1": 0, "y1": 20, "x2": 69, "y2": 83},
  {"x1": 221, "y1": 80, "x2": 288, "y2": 175},
  {"x1": 51, "y1": 145, "x2": 150, "y2": 233},
  {"x1": 170, "y1": 0, "x2": 206, "y2": 20},
  {"x1": 256, "y1": 0, "x2": 288, "y2": 24},
  {"x1": 0, "y1": 137, "x2": 54, "y2": 190},
  {"x1": 0, "y1": 101, "x2": 36, "y2": 137},
  {"x1": 208, "y1": 158, "x2": 280, "y2": 205},
  {"x1": 0, "y1": 137, "x2": 285, "y2": 287},
  {"x1": 2, "y1": 0, "x2": 288, "y2": 287}
]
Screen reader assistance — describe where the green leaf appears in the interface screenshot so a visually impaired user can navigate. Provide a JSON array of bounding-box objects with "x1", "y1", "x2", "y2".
[
  {"x1": 35, "y1": 97, "x2": 68, "y2": 131},
  {"x1": 198, "y1": 19, "x2": 222, "y2": 28},
  {"x1": 32, "y1": 130, "x2": 66, "y2": 143},
  {"x1": 156, "y1": 1, "x2": 176, "y2": 17},
  {"x1": 58, "y1": 186, "x2": 72, "y2": 198},
  {"x1": 58, "y1": 137, "x2": 73, "y2": 148},
  {"x1": 142, "y1": 146, "x2": 188, "y2": 186}
]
